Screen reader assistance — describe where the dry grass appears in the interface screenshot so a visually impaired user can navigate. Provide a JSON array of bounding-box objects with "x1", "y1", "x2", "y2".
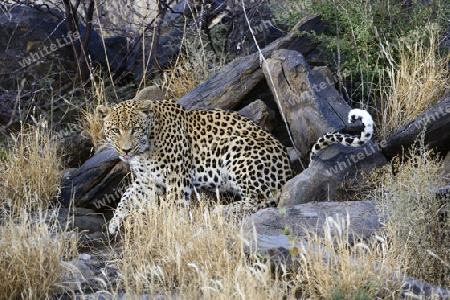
[
  {"x1": 81, "y1": 71, "x2": 109, "y2": 151},
  {"x1": 375, "y1": 136, "x2": 450, "y2": 287},
  {"x1": 376, "y1": 23, "x2": 450, "y2": 139},
  {"x1": 108, "y1": 194, "x2": 405, "y2": 298},
  {"x1": 113, "y1": 198, "x2": 291, "y2": 298},
  {"x1": 0, "y1": 122, "x2": 79, "y2": 299},
  {"x1": 156, "y1": 37, "x2": 225, "y2": 99},
  {"x1": 293, "y1": 215, "x2": 402, "y2": 299},
  {"x1": 82, "y1": 105, "x2": 106, "y2": 152},
  {"x1": 0, "y1": 120, "x2": 61, "y2": 214},
  {"x1": 0, "y1": 209, "x2": 78, "y2": 299}
]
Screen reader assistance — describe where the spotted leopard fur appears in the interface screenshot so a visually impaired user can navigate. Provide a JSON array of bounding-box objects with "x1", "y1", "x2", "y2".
[
  {"x1": 310, "y1": 109, "x2": 373, "y2": 160},
  {"x1": 97, "y1": 99, "x2": 293, "y2": 235}
]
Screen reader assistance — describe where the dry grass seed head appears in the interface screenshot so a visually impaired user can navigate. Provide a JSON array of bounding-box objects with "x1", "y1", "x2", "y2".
[
  {"x1": 296, "y1": 214, "x2": 401, "y2": 299},
  {"x1": 114, "y1": 196, "x2": 291, "y2": 298},
  {"x1": 0, "y1": 121, "x2": 61, "y2": 214},
  {"x1": 376, "y1": 136, "x2": 450, "y2": 287},
  {"x1": 377, "y1": 23, "x2": 450, "y2": 139}
]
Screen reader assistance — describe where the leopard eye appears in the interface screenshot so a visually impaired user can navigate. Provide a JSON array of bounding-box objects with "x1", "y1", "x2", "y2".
[
  {"x1": 131, "y1": 127, "x2": 142, "y2": 135},
  {"x1": 110, "y1": 128, "x2": 120, "y2": 135}
]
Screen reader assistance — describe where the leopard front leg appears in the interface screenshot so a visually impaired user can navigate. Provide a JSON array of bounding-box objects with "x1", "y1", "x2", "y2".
[{"x1": 108, "y1": 181, "x2": 156, "y2": 235}]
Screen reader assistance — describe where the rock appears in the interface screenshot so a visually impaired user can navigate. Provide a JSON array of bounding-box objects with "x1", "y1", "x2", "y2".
[
  {"x1": 135, "y1": 86, "x2": 166, "y2": 101},
  {"x1": 57, "y1": 250, "x2": 121, "y2": 297},
  {"x1": 401, "y1": 277, "x2": 450, "y2": 299},
  {"x1": 53, "y1": 207, "x2": 107, "y2": 248},
  {"x1": 0, "y1": 6, "x2": 68, "y2": 84},
  {"x1": 0, "y1": 5, "x2": 125, "y2": 87},
  {"x1": 177, "y1": 14, "x2": 328, "y2": 111},
  {"x1": 245, "y1": 200, "x2": 383, "y2": 251},
  {"x1": 58, "y1": 148, "x2": 130, "y2": 212},
  {"x1": 0, "y1": 91, "x2": 22, "y2": 130},
  {"x1": 262, "y1": 49, "x2": 365, "y2": 162},
  {"x1": 58, "y1": 133, "x2": 94, "y2": 168},
  {"x1": 383, "y1": 92, "x2": 450, "y2": 160},
  {"x1": 442, "y1": 151, "x2": 450, "y2": 185},
  {"x1": 237, "y1": 99, "x2": 275, "y2": 131},
  {"x1": 244, "y1": 200, "x2": 382, "y2": 277},
  {"x1": 279, "y1": 141, "x2": 387, "y2": 206},
  {"x1": 244, "y1": 201, "x2": 450, "y2": 299},
  {"x1": 104, "y1": 35, "x2": 128, "y2": 57}
]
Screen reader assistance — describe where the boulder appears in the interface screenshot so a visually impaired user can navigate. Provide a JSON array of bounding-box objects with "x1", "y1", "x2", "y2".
[
  {"x1": 52, "y1": 207, "x2": 108, "y2": 248},
  {"x1": 279, "y1": 141, "x2": 387, "y2": 206},
  {"x1": 0, "y1": 5, "x2": 125, "y2": 88},
  {"x1": 245, "y1": 200, "x2": 383, "y2": 250},
  {"x1": 135, "y1": 85, "x2": 166, "y2": 101},
  {"x1": 58, "y1": 148, "x2": 129, "y2": 212},
  {"x1": 262, "y1": 49, "x2": 364, "y2": 161},
  {"x1": 244, "y1": 200, "x2": 450, "y2": 299},
  {"x1": 237, "y1": 99, "x2": 275, "y2": 131},
  {"x1": 58, "y1": 132, "x2": 94, "y2": 168}
]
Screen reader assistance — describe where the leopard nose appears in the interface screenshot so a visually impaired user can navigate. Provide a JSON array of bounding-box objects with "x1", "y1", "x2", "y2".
[{"x1": 122, "y1": 147, "x2": 132, "y2": 154}]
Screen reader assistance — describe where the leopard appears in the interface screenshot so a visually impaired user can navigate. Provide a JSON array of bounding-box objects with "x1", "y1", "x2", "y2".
[
  {"x1": 97, "y1": 99, "x2": 293, "y2": 235},
  {"x1": 310, "y1": 108, "x2": 374, "y2": 160}
]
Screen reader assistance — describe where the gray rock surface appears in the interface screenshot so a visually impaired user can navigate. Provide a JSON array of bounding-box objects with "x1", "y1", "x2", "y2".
[
  {"x1": 58, "y1": 132, "x2": 94, "y2": 168},
  {"x1": 237, "y1": 99, "x2": 275, "y2": 131},
  {"x1": 244, "y1": 200, "x2": 450, "y2": 300},
  {"x1": 245, "y1": 200, "x2": 383, "y2": 250},
  {"x1": 279, "y1": 141, "x2": 387, "y2": 206},
  {"x1": 135, "y1": 86, "x2": 166, "y2": 101},
  {"x1": 59, "y1": 148, "x2": 129, "y2": 211},
  {"x1": 262, "y1": 49, "x2": 364, "y2": 161},
  {"x1": 56, "y1": 207, "x2": 107, "y2": 245}
]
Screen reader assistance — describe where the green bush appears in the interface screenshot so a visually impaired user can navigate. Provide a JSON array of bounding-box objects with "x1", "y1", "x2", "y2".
[{"x1": 271, "y1": 0, "x2": 449, "y2": 101}]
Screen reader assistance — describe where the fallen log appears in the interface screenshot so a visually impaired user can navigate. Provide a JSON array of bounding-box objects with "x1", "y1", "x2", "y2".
[
  {"x1": 58, "y1": 148, "x2": 130, "y2": 211},
  {"x1": 178, "y1": 14, "x2": 328, "y2": 110},
  {"x1": 383, "y1": 93, "x2": 450, "y2": 160}
]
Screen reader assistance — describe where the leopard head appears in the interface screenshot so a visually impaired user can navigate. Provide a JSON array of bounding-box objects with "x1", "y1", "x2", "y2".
[{"x1": 97, "y1": 100, "x2": 153, "y2": 162}]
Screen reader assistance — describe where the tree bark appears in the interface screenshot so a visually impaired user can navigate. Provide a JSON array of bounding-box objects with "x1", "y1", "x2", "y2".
[
  {"x1": 177, "y1": 14, "x2": 328, "y2": 110},
  {"x1": 382, "y1": 93, "x2": 450, "y2": 160}
]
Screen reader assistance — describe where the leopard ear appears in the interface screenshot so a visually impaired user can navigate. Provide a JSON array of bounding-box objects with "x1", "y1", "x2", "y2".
[
  {"x1": 96, "y1": 105, "x2": 111, "y2": 120},
  {"x1": 137, "y1": 100, "x2": 153, "y2": 115}
]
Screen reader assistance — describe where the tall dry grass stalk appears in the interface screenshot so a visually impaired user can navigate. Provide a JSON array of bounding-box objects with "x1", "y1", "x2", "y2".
[
  {"x1": 156, "y1": 37, "x2": 225, "y2": 99},
  {"x1": 376, "y1": 136, "x2": 450, "y2": 287},
  {"x1": 0, "y1": 121, "x2": 61, "y2": 214},
  {"x1": 111, "y1": 195, "x2": 404, "y2": 298},
  {"x1": 0, "y1": 121, "x2": 78, "y2": 298},
  {"x1": 296, "y1": 215, "x2": 402, "y2": 299},
  {"x1": 377, "y1": 23, "x2": 450, "y2": 139},
  {"x1": 0, "y1": 209, "x2": 78, "y2": 299},
  {"x1": 113, "y1": 199, "x2": 292, "y2": 298},
  {"x1": 82, "y1": 71, "x2": 108, "y2": 151}
]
